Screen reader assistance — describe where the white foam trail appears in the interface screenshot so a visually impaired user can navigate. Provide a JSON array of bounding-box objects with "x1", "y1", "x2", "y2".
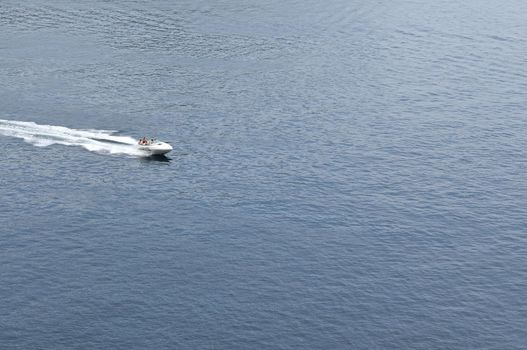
[{"x1": 0, "y1": 119, "x2": 148, "y2": 156}]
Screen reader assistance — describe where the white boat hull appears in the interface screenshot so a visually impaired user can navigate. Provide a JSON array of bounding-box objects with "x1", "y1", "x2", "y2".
[{"x1": 138, "y1": 141, "x2": 173, "y2": 155}]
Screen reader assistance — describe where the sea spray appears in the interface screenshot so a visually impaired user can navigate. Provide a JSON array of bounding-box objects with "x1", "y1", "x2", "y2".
[{"x1": 0, "y1": 119, "x2": 147, "y2": 156}]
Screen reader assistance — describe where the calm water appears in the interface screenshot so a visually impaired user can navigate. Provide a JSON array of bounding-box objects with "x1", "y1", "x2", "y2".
[{"x1": 1, "y1": 0, "x2": 527, "y2": 349}]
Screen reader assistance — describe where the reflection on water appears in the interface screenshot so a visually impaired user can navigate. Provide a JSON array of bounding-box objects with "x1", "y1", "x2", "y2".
[{"x1": 139, "y1": 154, "x2": 171, "y2": 163}]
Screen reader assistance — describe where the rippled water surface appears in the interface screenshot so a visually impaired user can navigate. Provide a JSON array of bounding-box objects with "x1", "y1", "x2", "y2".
[{"x1": 1, "y1": 1, "x2": 527, "y2": 349}]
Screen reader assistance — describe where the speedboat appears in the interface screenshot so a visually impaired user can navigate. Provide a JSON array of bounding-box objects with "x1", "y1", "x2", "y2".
[{"x1": 137, "y1": 138, "x2": 173, "y2": 155}]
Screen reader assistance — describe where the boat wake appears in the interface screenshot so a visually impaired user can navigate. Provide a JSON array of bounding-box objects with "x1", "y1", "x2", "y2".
[{"x1": 0, "y1": 119, "x2": 147, "y2": 157}]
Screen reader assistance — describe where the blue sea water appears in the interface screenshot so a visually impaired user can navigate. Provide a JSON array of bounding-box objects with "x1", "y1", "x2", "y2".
[{"x1": 1, "y1": 0, "x2": 527, "y2": 348}]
